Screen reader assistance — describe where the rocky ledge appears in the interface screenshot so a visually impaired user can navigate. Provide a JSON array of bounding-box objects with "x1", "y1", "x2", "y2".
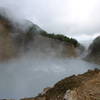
[{"x1": 21, "y1": 69, "x2": 100, "y2": 100}]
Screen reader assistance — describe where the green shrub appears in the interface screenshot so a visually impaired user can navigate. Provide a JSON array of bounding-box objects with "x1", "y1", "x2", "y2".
[{"x1": 40, "y1": 32, "x2": 79, "y2": 47}]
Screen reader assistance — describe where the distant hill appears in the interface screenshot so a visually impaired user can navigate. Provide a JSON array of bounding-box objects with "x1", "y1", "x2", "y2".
[{"x1": 85, "y1": 36, "x2": 100, "y2": 64}]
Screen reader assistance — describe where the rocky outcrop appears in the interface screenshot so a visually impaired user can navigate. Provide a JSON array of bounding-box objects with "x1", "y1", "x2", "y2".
[
  {"x1": 85, "y1": 36, "x2": 100, "y2": 64},
  {"x1": 64, "y1": 73, "x2": 100, "y2": 100},
  {"x1": 21, "y1": 69, "x2": 100, "y2": 100}
]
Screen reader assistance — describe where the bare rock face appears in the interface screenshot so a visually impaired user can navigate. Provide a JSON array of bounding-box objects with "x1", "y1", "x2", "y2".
[
  {"x1": 45, "y1": 69, "x2": 100, "y2": 100},
  {"x1": 85, "y1": 36, "x2": 100, "y2": 64},
  {"x1": 64, "y1": 72, "x2": 100, "y2": 100},
  {"x1": 31, "y1": 35, "x2": 78, "y2": 58},
  {"x1": 64, "y1": 90, "x2": 77, "y2": 100},
  {"x1": 0, "y1": 11, "x2": 46, "y2": 60},
  {"x1": 40, "y1": 87, "x2": 51, "y2": 96},
  {"x1": 0, "y1": 10, "x2": 81, "y2": 61}
]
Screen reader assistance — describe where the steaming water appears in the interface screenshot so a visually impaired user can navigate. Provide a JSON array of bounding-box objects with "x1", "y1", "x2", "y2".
[{"x1": 0, "y1": 53, "x2": 99, "y2": 99}]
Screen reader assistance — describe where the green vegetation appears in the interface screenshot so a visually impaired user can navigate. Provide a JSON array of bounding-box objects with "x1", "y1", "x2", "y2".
[{"x1": 40, "y1": 32, "x2": 79, "y2": 47}]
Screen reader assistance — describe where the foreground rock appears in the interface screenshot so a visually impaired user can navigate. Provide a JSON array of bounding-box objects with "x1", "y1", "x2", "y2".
[
  {"x1": 21, "y1": 69, "x2": 100, "y2": 100},
  {"x1": 85, "y1": 36, "x2": 100, "y2": 64},
  {"x1": 64, "y1": 71, "x2": 100, "y2": 100}
]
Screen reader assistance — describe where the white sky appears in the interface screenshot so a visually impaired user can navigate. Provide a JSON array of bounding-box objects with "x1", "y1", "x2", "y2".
[{"x1": 0, "y1": 0, "x2": 100, "y2": 41}]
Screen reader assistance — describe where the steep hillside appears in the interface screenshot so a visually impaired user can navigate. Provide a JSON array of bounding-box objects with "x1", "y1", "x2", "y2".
[
  {"x1": 0, "y1": 11, "x2": 82, "y2": 61},
  {"x1": 85, "y1": 36, "x2": 100, "y2": 64}
]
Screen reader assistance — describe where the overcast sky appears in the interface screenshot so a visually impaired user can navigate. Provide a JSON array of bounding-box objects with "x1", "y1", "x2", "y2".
[{"x1": 0, "y1": 0, "x2": 100, "y2": 41}]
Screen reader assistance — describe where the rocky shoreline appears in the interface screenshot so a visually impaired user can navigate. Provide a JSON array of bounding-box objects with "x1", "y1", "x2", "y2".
[{"x1": 20, "y1": 69, "x2": 100, "y2": 100}]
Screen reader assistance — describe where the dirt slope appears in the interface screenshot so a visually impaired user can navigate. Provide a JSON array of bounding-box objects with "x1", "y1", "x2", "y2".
[{"x1": 21, "y1": 69, "x2": 100, "y2": 100}]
